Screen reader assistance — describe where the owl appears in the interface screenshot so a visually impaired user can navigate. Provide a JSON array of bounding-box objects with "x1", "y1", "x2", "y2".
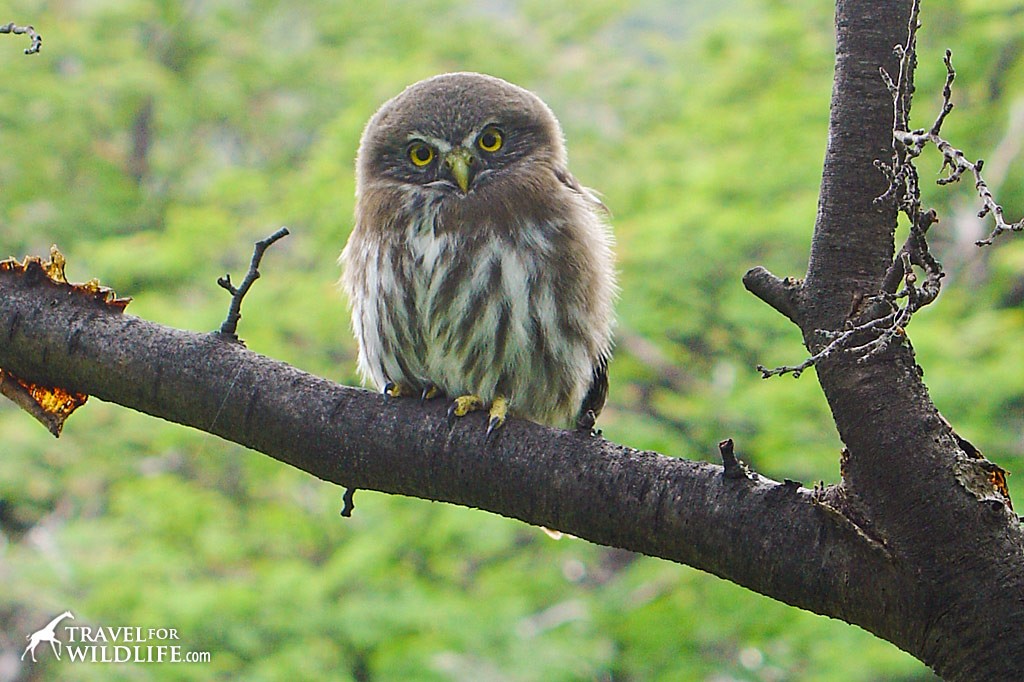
[{"x1": 340, "y1": 72, "x2": 616, "y2": 434}]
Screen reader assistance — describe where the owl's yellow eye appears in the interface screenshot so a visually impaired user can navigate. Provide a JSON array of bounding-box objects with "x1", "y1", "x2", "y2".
[
  {"x1": 477, "y1": 128, "x2": 503, "y2": 153},
  {"x1": 408, "y1": 142, "x2": 434, "y2": 167}
]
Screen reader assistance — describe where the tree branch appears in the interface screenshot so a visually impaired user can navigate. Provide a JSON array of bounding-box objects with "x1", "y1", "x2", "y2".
[
  {"x1": 1, "y1": 22, "x2": 42, "y2": 55},
  {"x1": 0, "y1": 264, "x2": 902, "y2": 638},
  {"x1": 5, "y1": 2, "x2": 1024, "y2": 678},
  {"x1": 741, "y1": 266, "x2": 803, "y2": 326}
]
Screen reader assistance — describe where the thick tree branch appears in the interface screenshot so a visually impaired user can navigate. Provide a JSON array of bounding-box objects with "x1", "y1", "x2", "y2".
[
  {"x1": 0, "y1": 265, "x2": 901, "y2": 638},
  {"x1": 741, "y1": 1, "x2": 1024, "y2": 677}
]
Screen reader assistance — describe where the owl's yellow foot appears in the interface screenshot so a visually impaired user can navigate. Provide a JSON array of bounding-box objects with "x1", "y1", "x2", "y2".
[
  {"x1": 420, "y1": 384, "x2": 440, "y2": 403},
  {"x1": 447, "y1": 394, "x2": 484, "y2": 422},
  {"x1": 485, "y1": 396, "x2": 509, "y2": 440},
  {"x1": 446, "y1": 394, "x2": 509, "y2": 440}
]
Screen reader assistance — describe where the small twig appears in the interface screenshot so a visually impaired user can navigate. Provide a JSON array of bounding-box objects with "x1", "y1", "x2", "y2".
[
  {"x1": 1, "y1": 22, "x2": 42, "y2": 54},
  {"x1": 719, "y1": 438, "x2": 753, "y2": 480},
  {"x1": 894, "y1": 0, "x2": 920, "y2": 135},
  {"x1": 758, "y1": 249, "x2": 934, "y2": 379},
  {"x1": 216, "y1": 227, "x2": 290, "y2": 340},
  {"x1": 756, "y1": 310, "x2": 898, "y2": 378},
  {"x1": 340, "y1": 487, "x2": 357, "y2": 517},
  {"x1": 930, "y1": 49, "x2": 956, "y2": 136}
]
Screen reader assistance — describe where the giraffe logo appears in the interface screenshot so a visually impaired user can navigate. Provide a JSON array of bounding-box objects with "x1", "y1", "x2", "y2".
[{"x1": 21, "y1": 611, "x2": 75, "y2": 663}]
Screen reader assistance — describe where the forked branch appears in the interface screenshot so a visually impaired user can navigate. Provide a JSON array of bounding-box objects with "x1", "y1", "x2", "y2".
[{"x1": 216, "y1": 227, "x2": 290, "y2": 340}]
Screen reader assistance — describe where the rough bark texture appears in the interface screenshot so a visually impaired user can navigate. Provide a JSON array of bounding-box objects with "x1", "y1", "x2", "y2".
[{"x1": 2, "y1": 1, "x2": 1023, "y2": 679}]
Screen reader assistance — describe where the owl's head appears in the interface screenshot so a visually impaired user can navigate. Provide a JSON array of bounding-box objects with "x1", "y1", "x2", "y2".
[{"x1": 356, "y1": 72, "x2": 567, "y2": 196}]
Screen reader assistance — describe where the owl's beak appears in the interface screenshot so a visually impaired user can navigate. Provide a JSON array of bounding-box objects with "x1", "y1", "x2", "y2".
[{"x1": 443, "y1": 148, "x2": 475, "y2": 193}]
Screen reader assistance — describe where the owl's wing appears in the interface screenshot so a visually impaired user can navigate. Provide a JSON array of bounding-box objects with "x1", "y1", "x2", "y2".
[
  {"x1": 576, "y1": 356, "x2": 609, "y2": 431},
  {"x1": 556, "y1": 165, "x2": 611, "y2": 431}
]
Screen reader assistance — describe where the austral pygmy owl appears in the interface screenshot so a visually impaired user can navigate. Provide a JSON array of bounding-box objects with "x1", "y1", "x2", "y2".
[{"x1": 340, "y1": 72, "x2": 616, "y2": 434}]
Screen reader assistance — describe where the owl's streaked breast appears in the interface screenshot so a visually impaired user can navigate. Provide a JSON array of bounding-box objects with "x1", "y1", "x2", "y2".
[{"x1": 344, "y1": 178, "x2": 613, "y2": 427}]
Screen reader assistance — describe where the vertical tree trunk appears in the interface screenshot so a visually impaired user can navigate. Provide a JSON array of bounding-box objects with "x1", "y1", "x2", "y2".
[{"x1": 799, "y1": 0, "x2": 1024, "y2": 678}]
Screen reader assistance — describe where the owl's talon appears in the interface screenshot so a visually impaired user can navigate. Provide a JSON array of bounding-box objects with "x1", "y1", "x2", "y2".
[
  {"x1": 420, "y1": 384, "x2": 440, "y2": 404},
  {"x1": 485, "y1": 396, "x2": 509, "y2": 441},
  {"x1": 383, "y1": 381, "x2": 413, "y2": 402},
  {"x1": 447, "y1": 394, "x2": 485, "y2": 427},
  {"x1": 576, "y1": 409, "x2": 597, "y2": 433},
  {"x1": 485, "y1": 417, "x2": 501, "y2": 441}
]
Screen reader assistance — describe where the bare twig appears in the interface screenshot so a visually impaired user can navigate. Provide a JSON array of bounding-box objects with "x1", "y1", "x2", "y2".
[
  {"x1": 1, "y1": 22, "x2": 42, "y2": 54},
  {"x1": 878, "y1": 0, "x2": 944, "y2": 304},
  {"x1": 893, "y1": 50, "x2": 1024, "y2": 246},
  {"x1": 756, "y1": 305, "x2": 905, "y2": 379},
  {"x1": 217, "y1": 227, "x2": 290, "y2": 340},
  {"x1": 756, "y1": 254, "x2": 930, "y2": 384}
]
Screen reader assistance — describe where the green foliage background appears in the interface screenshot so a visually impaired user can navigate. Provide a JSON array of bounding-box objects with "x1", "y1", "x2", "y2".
[{"x1": 2, "y1": 0, "x2": 1022, "y2": 679}]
